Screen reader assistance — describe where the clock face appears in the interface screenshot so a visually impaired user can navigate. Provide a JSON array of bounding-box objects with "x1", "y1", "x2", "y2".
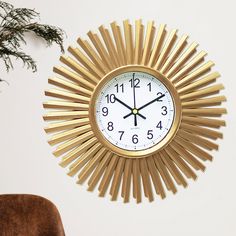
[{"x1": 95, "y1": 71, "x2": 175, "y2": 152}]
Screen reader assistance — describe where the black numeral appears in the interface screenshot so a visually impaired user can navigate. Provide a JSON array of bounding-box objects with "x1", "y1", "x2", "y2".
[
  {"x1": 102, "y1": 107, "x2": 108, "y2": 116},
  {"x1": 132, "y1": 134, "x2": 138, "y2": 144},
  {"x1": 105, "y1": 94, "x2": 115, "y2": 103},
  {"x1": 156, "y1": 121, "x2": 162, "y2": 129},
  {"x1": 118, "y1": 131, "x2": 124, "y2": 140},
  {"x1": 107, "y1": 122, "x2": 114, "y2": 131},
  {"x1": 147, "y1": 82, "x2": 151, "y2": 92},
  {"x1": 115, "y1": 83, "x2": 124, "y2": 93},
  {"x1": 157, "y1": 92, "x2": 164, "y2": 101},
  {"x1": 147, "y1": 130, "x2": 153, "y2": 139},
  {"x1": 129, "y1": 78, "x2": 140, "y2": 88},
  {"x1": 161, "y1": 106, "x2": 167, "y2": 115}
]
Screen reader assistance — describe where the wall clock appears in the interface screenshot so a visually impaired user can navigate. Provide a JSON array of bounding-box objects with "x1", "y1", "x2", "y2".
[{"x1": 43, "y1": 20, "x2": 226, "y2": 203}]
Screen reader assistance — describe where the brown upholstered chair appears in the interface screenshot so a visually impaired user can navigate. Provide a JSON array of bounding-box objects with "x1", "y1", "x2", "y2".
[{"x1": 0, "y1": 194, "x2": 65, "y2": 236}]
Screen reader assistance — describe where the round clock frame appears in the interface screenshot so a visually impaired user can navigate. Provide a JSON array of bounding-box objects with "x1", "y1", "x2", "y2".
[{"x1": 89, "y1": 65, "x2": 182, "y2": 158}]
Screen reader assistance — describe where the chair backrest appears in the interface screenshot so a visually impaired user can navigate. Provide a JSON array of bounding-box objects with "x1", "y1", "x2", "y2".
[{"x1": 0, "y1": 194, "x2": 65, "y2": 236}]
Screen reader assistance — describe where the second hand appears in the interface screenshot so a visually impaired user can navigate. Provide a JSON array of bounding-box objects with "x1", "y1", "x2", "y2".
[{"x1": 132, "y1": 73, "x2": 137, "y2": 126}]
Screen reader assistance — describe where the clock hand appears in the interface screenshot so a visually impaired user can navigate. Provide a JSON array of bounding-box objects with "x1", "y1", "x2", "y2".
[
  {"x1": 132, "y1": 73, "x2": 137, "y2": 127},
  {"x1": 123, "y1": 112, "x2": 133, "y2": 119},
  {"x1": 138, "y1": 93, "x2": 165, "y2": 111},
  {"x1": 123, "y1": 94, "x2": 165, "y2": 119},
  {"x1": 132, "y1": 73, "x2": 137, "y2": 108},
  {"x1": 114, "y1": 96, "x2": 146, "y2": 119},
  {"x1": 134, "y1": 114, "x2": 137, "y2": 126},
  {"x1": 114, "y1": 96, "x2": 133, "y2": 110}
]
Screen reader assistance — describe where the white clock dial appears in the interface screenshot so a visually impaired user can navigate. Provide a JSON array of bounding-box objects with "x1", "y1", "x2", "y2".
[{"x1": 95, "y1": 71, "x2": 175, "y2": 151}]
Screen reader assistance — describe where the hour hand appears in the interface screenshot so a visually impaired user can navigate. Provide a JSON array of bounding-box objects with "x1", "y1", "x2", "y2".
[{"x1": 114, "y1": 96, "x2": 133, "y2": 110}]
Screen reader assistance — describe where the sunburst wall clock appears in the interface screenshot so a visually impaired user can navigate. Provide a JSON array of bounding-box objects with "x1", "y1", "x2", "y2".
[{"x1": 43, "y1": 20, "x2": 226, "y2": 203}]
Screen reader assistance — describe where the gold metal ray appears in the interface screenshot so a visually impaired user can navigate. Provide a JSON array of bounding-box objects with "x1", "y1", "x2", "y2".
[
  {"x1": 182, "y1": 116, "x2": 226, "y2": 128},
  {"x1": 175, "y1": 136, "x2": 213, "y2": 161},
  {"x1": 77, "y1": 38, "x2": 109, "y2": 73},
  {"x1": 165, "y1": 146, "x2": 197, "y2": 180},
  {"x1": 141, "y1": 21, "x2": 155, "y2": 66},
  {"x1": 45, "y1": 89, "x2": 90, "y2": 103},
  {"x1": 140, "y1": 158, "x2": 154, "y2": 201},
  {"x1": 47, "y1": 124, "x2": 91, "y2": 146},
  {"x1": 87, "y1": 152, "x2": 113, "y2": 191},
  {"x1": 110, "y1": 157, "x2": 125, "y2": 201},
  {"x1": 160, "y1": 34, "x2": 188, "y2": 74},
  {"x1": 53, "y1": 66, "x2": 95, "y2": 90},
  {"x1": 87, "y1": 31, "x2": 114, "y2": 70},
  {"x1": 178, "y1": 72, "x2": 220, "y2": 94},
  {"x1": 76, "y1": 148, "x2": 107, "y2": 182},
  {"x1": 160, "y1": 150, "x2": 188, "y2": 187},
  {"x1": 99, "y1": 155, "x2": 119, "y2": 197},
  {"x1": 43, "y1": 101, "x2": 89, "y2": 110},
  {"x1": 154, "y1": 153, "x2": 177, "y2": 193},
  {"x1": 170, "y1": 141, "x2": 205, "y2": 171},
  {"x1": 53, "y1": 131, "x2": 94, "y2": 157},
  {"x1": 180, "y1": 84, "x2": 224, "y2": 101},
  {"x1": 181, "y1": 96, "x2": 226, "y2": 108},
  {"x1": 99, "y1": 25, "x2": 120, "y2": 67},
  {"x1": 43, "y1": 111, "x2": 89, "y2": 121},
  {"x1": 139, "y1": 160, "x2": 148, "y2": 198},
  {"x1": 175, "y1": 61, "x2": 215, "y2": 88},
  {"x1": 132, "y1": 159, "x2": 142, "y2": 203},
  {"x1": 182, "y1": 108, "x2": 227, "y2": 117},
  {"x1": 60, "y1": 55, "x2": 99, "y2": 84},
  {"x1": 165, "y1": 42, "x2": 198, "y2": 78},
  {"x1": 154, "y1": 29, "x2": 178, "y2": 70},
  {"x1": 59, "y1": 137, "x2": 98, "y2": 167},
  {"x1": 123, "y1": 20, "x2": 134, "y2": 64},
  {"x1": 68, "y1": 46, "x2": 105, "y2": 78},
  {"x1": 180, "y1": 123, "x2": 223, "y2": 140},
  {"x1": 170, "y1": 51, "x2": 207, "y2": 83},
  {"x1": 110, "y1": 21, "x2": 126, "y2": 66},
  {"x1": 44, "y1": 118, "x2": 89, "y2": 133},
  {"x1": 48, "y1": 77, "x2": 92, "y2": 97},
  {"x1": 148, "y1": 24, "x2": 166, "y2": 67},
  {"x1": 134, "y1": 19, "x2": 144, "y2": 64},
  {"x1": 146, "y1": 156, "x2": 166, "y2": 198},
  {"x1": 69, "y1": 143, "x2": 102, "y2": 171},
  {"x1": 177, "y1": 129, "x2": 218, "y2": 151},
  {"x1": 121, "y1": 159, "x2": 132, "y2": 203},
  {"x1": 67, "y1": 143, "x2": 102, "y2": 176}
]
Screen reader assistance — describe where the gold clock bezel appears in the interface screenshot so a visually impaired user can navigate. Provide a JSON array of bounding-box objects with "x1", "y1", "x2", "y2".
[{"x1": 89, "y1": 65, "x2": 182, "y2": 158}]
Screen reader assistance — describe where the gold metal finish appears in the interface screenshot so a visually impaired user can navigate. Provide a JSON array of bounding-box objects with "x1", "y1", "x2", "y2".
[
  {"x1": 45, "y1": 89, "x2": 90, "y2": 103},
  {"x1": 134, "y1": 19, "x2": 144, "y2": 64},
  {"x1": 154, "y1": 29, "x2": 178, "y2": 70},
  {"x1": 110, "y1": 22, "x2": 126, "y2": 66},
  {"x1": 43, "y1": 20, "x2": 226, "y2": 203},
  {"x1": 141, "y1": 21, "x2": 155, "y2": 65}
]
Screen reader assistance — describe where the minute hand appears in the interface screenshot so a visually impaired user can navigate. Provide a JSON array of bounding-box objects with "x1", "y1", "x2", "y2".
[
  {"x1": 123, "y1": 94, "x2": 165, "y2": 120},
  {"x1": 138, "y1": 94, "x2": 165, "y2": 111}
]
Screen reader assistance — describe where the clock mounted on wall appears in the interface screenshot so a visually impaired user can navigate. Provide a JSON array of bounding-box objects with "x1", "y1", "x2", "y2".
[{"x1": 43, "y1": 20, "x2": 226, "y2": 203}]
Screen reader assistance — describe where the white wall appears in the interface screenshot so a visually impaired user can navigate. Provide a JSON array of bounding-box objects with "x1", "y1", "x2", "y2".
[{"x1": 0, "y1": 0, "x2": 236, "y2": 235}]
